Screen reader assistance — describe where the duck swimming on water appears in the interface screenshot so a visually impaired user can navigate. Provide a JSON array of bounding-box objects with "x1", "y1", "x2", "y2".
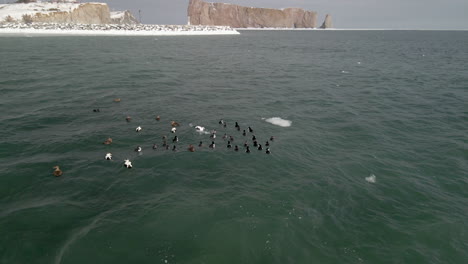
[
  {"x1": 135, "y1": 146, "x2": 142, "y2": 152},
  {"x1": 209, "y1": 141, "x2": 215, "y2": 149},
  {"x1": 126, "y1": 116, "x2": 131, "y2": 122},
  {"x1": 124, "y1": 159, "x2": 132, "y2": 168},
  {"x1": 266, "y1": 148, "x2": 271, "y2": 154},
  {"x1": 173, "y1": 136, "x2": 178, "y2": 143},
  {"x1": 171, "y1": 127, "x2": 177, "y2": 133},
  {"x1": 188, "y1": 144, "x2": 195, "y2": 152},
  {"x1": 171, "y1": 121, "x2": 180, "y2": 127},
  {"x1": 52, "y1": 166, "x2": 63, "y2": 177},
  {"x1": 136, "y1": 126, "x2": 142, "y2": 132},
  {"x1": 105, "y1": 153, "x2": 112, "y2": 160},
  {"x1": 103, "y1": 137, "x2": 113, "y2": 145}
]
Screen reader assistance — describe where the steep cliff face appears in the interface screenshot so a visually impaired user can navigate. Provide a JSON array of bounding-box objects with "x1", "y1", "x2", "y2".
[
  {"x1": 320, "y1": 14, "x2": 333, "y2": 29},
  {"x1": 33, "y1": 3, "x2": 111, "y2": 24},
  {"x1": 188, "y1": 0, "x2": 317, "y2": 28},
  {"x1": 0, "y1": 3, "x2": 137, "y2": 25}
]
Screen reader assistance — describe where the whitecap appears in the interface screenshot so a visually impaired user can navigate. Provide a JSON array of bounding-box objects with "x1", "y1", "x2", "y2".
[
  {"x1": 263, "y1": 117, "x2": 292, "y2": 127},
  {"x1": 365, "y1": 174, "x2": 376, "y2": 183}
]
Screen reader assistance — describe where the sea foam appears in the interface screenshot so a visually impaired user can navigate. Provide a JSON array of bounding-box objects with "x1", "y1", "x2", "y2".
[
  {"x1": 263, "y1": 117, "x2": 292, "y2": 127},
  {"x1": 365, "y1": 174, "x2": 376, "y2": 183}
]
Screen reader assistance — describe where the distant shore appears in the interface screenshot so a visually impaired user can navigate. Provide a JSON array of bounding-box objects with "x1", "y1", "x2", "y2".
[{"x1": 0, "y1": 23, "x2": 240, "y2": 36}]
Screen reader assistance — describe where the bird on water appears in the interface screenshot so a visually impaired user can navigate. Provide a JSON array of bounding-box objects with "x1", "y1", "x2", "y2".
[
  {"x1": 124, "y1": 159, "x2": 132, "y2": 168},
  {"x1": 52, "y1": 166, "x2": 63, "y2": 177}
]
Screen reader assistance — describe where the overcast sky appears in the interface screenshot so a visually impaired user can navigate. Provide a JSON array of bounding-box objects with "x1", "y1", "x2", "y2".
[{"x1": 99, "y1": 0, "x2": 467, "y2": 29}]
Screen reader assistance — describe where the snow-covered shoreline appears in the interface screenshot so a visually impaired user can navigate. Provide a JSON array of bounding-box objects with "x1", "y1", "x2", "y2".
[{"x1": 0, "y1": 22, "x2": 240, "y2": 36}]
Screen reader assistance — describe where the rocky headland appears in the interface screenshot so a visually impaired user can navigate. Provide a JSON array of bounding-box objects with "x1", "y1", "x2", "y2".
[
  {"x1": 0, "y1": 2, "x2": 137, "y2": 25},
  {"x1": 188, "y1": 0, "x2": 332, "y2": 29},
  {"x1": 0, "y1": 1, "x2": 238, "y2": 35}
]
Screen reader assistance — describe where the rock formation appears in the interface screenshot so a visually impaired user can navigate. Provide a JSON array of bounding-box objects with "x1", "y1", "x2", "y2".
[
  {"x1": 0, "y1": 2, "x2": 138, "y2": 25},
  {"x1": 188, "y1": 0, "x2": 317, "y2": 28},
  {"x1": 111, "y1": 11, "x2": 139, "y2": 25},
  {"x1": 33, "y1": 3, "x2": 111, "y2": 24},
  {"x1": 320, "y1": 14, "x2": 333, "y2": 29}
]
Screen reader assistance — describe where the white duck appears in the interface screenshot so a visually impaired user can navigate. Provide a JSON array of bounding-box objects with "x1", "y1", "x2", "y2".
[
  {"x1": 124, "y1": 159, "x2": 132, "y2": 168},
  {"x1": 195, "y1": 126, "x2": 205, "y2": 132},
  {"x1": 105, "y1": 153, "x2": 112, "y2": 160}
]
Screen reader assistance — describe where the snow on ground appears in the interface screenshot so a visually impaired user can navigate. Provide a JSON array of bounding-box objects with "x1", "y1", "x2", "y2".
[
  {"x1": 0, "y1": 23, "x2": 240, "y2": 36},
  {"x1": 0, "y1": 28, "x2": 240, "y2": 36}
]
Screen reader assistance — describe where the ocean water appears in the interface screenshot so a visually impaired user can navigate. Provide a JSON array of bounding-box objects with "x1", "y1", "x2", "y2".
[{"x1": 0, "y1": 30, "x2": 467, "y2": 264}]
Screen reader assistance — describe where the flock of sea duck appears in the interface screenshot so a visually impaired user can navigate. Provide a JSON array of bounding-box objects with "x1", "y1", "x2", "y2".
[
  {"x1": 52, "y1": 99, "x2": 276, "y2": 175},
  {"x1": 108, "y1": 117, "x2": 274, "y2": 170}
]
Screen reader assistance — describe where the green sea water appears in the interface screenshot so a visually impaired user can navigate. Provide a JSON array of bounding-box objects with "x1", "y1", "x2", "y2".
[{"x1": 0, "y1": 30, "x2": 467, "y2": 264}]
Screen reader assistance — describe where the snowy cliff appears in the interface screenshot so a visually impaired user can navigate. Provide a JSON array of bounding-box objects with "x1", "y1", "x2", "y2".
[
  {"x1": 110, "y1": 11, "x2": 139, "y2": 25},
  {"x1": 0, "y1": 2, "x2": 137, "y2": 25}
]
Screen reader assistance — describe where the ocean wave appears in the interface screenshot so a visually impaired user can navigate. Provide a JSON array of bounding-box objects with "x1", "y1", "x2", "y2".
[{"x1": 263, "y1": 117, "x2": 292, "y2": 127}]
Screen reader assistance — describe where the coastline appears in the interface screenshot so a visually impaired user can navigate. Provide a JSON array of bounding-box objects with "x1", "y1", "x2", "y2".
[
  {"x1": 0, "y1": 23, "x2": 240, "y2": 36},
  {"x1": 235, "y1": 27, "x2": 468, "y2": 31}
]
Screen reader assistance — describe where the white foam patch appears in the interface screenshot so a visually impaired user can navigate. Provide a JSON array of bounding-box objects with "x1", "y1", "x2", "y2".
[
  {"x1": 365, "y1": 174, "x2": 376, "y2": 183},
  {"x1": 263, "y1": 117, "x2": 292, "y2": 127}
]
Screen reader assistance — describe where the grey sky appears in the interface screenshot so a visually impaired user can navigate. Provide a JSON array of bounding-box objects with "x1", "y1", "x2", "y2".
[{"x1": 99, "y1": 0, "x2": 467, "y2": 29}]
